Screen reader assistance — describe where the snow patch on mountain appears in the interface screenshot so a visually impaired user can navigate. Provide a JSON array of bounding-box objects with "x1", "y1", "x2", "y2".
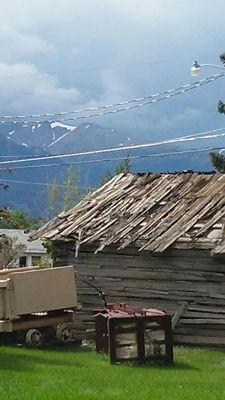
[
  {"x1": 47, "y1": 123, "x2": 78, "y2": 148},
  {"x1": 47, "y1": 131, "x2": 72, "y2": 148},
  {"x1": 50, "y1": 122, "x2": 76, "y2": 131}
]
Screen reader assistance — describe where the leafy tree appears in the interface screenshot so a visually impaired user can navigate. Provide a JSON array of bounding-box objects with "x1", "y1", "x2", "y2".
[
  {"x1": 62, "y1": 165, "x2": 80, "y2": 212},
  {"x1": 210, "y1": 151, "x2": 225, "y2": 173},
  {"x1": 47, "y1": 180, "x2": 60, "y2": 219},
  {"x1": 47, "y1": 166, "x2": 80, "y2": 218},
  {"x1": 220, "y1": 52, "x2": 225, "y2": 67},
  {"x1": 218, "y1": 100, "x2": 225, "y2": 115},
  {"x1": 0, "y1": 208, "x2": 37, "y2": 229},
  {"x1": 216, "y1": 53, "x2": 225, "y2": 116},
  {"x1": 115, "y1": 154, "x2": 131, "y2": 174},
  {"x1": 209, "y1": 53, "x2": 225, "y2": 172},
  {"x1": 0, "y1": 234, "x2": 26, "y2": 269},
  {"x1": 47, "y1": 157, "x2": 131, "y2": 217},
  {"x1": 37, "y1": 253, "x2": 53, "y2": 269}
]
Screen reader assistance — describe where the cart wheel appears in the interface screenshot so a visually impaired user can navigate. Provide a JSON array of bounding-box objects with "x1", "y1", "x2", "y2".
[
  {"x1": 25, "y1": 329, "x2": 43, "y2": 346},
  {"x1": 56, "y1": 325, "x2": 72, "y2": 344}
]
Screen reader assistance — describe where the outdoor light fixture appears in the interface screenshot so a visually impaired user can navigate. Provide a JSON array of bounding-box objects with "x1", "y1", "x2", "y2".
[
  {"x1": 191, "y1": 61, "x2": 201, "y2": 76},
  {"x1": 191, "y1": 60, "x2": 225, "y2": 76}
]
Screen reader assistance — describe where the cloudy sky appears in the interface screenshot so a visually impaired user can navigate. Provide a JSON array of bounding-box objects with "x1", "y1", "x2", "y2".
[{"x1": 1, "y1": 0, "x2": 225, "y2": 139}]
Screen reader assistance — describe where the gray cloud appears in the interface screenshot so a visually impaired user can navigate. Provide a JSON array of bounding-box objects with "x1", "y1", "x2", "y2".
[
  {"x1": 0, "y1": 26, "x2": 55, "y2": 60},
  {"x1": 0, "y1": 0, "x2": 224, "y2": 139},
  {"x1": 0, "y1": 63, "x2": 80, "y2": 114}
]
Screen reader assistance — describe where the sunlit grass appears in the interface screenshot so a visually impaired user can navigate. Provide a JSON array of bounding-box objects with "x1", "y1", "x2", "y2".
[{"x1": 0, "y1": 345, "x2": 224, "y2": 399}]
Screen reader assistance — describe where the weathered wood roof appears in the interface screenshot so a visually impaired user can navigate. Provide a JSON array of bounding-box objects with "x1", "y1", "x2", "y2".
[{"x1": 31, "y1": 172, "x2": 225, "y2": 254}]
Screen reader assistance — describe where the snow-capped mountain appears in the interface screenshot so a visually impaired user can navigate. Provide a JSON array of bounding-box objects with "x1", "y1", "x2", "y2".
[
  {"x1": 0, "y1": 122, "x2": 135, "y2": 216},
  {"x1": 1, "y1": 121, "x2": 77, "y2": 150},
  {"x1": 0, "y1": 121, "x2": 134, "y2": 154},
  {"x1": 0, "y1": 121, "x2": 214, "y2": 217}
]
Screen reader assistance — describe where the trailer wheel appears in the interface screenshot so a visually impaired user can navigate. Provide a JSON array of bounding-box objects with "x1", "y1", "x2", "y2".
[
  {"x1": 56, "y1": 325, "x2": 72, "y2": 344},
  {"x1": 25, "y1": 329, "x2": 43, "y2": 346}
]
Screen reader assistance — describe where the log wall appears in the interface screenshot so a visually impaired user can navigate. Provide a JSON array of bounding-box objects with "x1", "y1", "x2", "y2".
[{"x1": 52, "y1": 241, "x2": 225, "y2": 346}]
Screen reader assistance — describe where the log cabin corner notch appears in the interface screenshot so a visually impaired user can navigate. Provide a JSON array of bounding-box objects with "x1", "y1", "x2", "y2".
[{"x1": 31, "y1": 172, "x2": 225, "y2": 346}]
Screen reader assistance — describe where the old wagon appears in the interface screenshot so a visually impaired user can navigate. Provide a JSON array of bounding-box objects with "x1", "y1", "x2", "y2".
[{"x1": 0, "y1": 266, "x2": 78, "y2": 345}]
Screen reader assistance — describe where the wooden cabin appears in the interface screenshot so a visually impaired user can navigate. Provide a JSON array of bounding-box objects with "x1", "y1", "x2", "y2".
[{"x1": 32, "y1": 172, "x2": 225, "y2": 346}]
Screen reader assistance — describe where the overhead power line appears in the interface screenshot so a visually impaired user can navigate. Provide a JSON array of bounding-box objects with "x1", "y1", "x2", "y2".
[
  {"x1": 1, "y1": 127, "x2": 224, "y2": 161},
  {"x1": 0, "y1": 146, "x2": 221, "y2": 173},
  {"x1": 0, "y1": 126, "x2": 224, "y2": 167},
  {"x1": 0, "y1": 57, "x2": 178, "y2": 80},
  {"x1": 68, "y1": 58, "x2": 178, "y2": 73},
  {"x1": 0, "y1": 178, "x2": 93, "y2": 190},
  {"x1": 0, "y1": 154, "x2": 45, "y2": 158},
  {"x1": 0, "y1": 73, "x2": 223, "y2": 124},
  {"x1": 0, "y1": 74, "x2": 217, "y2": 119}
]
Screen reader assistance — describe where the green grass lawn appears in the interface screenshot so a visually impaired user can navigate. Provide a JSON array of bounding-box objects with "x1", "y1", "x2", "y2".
[{"x1": 0, "y1": 345, "x2": 225, "y2": 400}]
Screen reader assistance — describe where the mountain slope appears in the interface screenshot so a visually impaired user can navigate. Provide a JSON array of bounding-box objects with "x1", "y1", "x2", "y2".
[
  {"x1": 0, "y1": 135, "x2": 65, "y2": 216},
  {"x1": 0, "y1": 121, "x2": 214, "y2": 216},
  {"x1": 0, "y1": 121, "x2": 134, "y2": 153}
]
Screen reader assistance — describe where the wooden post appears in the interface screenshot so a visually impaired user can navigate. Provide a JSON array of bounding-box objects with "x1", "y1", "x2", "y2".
[
  {"x1": 172, "y1": 302, "x2": 188, "y2": 331},
  {"x1": 136, "y1": 318, "x2": 145, "y2": 365}
]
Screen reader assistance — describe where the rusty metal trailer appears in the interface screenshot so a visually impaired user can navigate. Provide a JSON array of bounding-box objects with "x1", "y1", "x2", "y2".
[
  {"x1": 0, "y1": 266, "x2": 78, "y2": 345},
  {"x1": 94, "y1": 304, "x2": 173, "y2": 365}
]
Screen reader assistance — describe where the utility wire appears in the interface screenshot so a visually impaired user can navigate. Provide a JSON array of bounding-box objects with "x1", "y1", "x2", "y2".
[
  {"x1": 0, "y1": 75, "x2": 213, "y2": 119},
  {"x1": 69, "y1": 58, "x2": 177, "y2": 73},
  {"x1": 0, "y1": 154, "x2": 45, "y2": 158},
  {"x1": 0, "y1": 73, "x2": 223, "y2": 123},
  {"x1": 0, "y1": 127, "x2": 224, "y2": 167},
  {"x1": 0, "y1": 178, "x2": 93, "y2": 189},
  {"x1": 1, "y1": 127, "x2": 224, "y2": 161},
  {"x1": 0, "y1": 57, "x2": 179, "y2": 80},
  {"x1": 0, "y1": 146, "x2": 222, "y2": 172}
]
